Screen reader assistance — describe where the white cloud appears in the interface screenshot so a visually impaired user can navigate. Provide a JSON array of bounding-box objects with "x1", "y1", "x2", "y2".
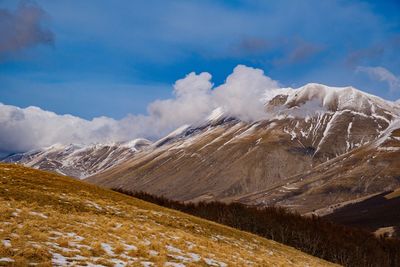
[
  {"x1": 356, "y1": 66, "x2": 400, "y2": 92},
  {"x1": 213, "y1": 65, "x2": 279, "y2": 121},
  {"x1": 0, "y1": 65, "x2": 280, "y2": 154}
]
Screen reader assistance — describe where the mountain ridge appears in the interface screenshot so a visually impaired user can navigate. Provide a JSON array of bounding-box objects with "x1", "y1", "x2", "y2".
[{"x1": 4, "y1": 84, "x2": 400, "y2": 216}]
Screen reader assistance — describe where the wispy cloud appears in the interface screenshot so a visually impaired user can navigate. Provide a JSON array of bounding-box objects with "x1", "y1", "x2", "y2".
[
  {"x1": 34, "y1": 0, "x2": 385, "y2": 64},
  {"x1": 232, "y1": 37, "x2": 271, "y2": 56},
  {"x1": 346, "y1": 46, "x2": 384, "y2": 67},
  {"x1": 0, "y1": 1, "x2": 54, "y2": 56},
  {"x1": 274, "y1": 40, "x2": 323, "y2": 66},
  {"x1": 356, "y1": 66, "x2": 400, "y2": 93}
]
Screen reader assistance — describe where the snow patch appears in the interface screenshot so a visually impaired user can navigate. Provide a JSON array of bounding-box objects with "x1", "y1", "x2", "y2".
[
  {"x1": 101, "y1": 243, "x2": 114, "y2": 256},
  {"x1": 0, "y1": 258, "x2": 14, "y2": 263},
  {"x1": 207, "y1": 107, "x2": 225, "y2": 122},
  {"x1": 204, "y1": 258, "x2": 227, "y2": 267},
  {"x1": 2, "y1": 239, "x2": 11, "y2": 248},
  {"x1": 28, "y1": 211, "x2": 48, "y2": 219}
]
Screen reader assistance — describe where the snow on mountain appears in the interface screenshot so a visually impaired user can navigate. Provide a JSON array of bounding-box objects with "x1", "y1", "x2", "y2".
[
  {"x1": 262, "y1": 83, "x2": 400, "y2": 159},
  {"x1": 88, "y1": 83, "x2": 400, "y2": 210},
  {"x1": 270, "y1": 83, "x2": 399, "y2": 118},
  {"x1": 3, "y1": 139, "x2": 151, "y2": 179},
  {"x1": 152, "y1": 83, "x2": 399, "y2": 160},
  {"x1": 207, "y1": 107, "x2": 226, "y2": 122}
]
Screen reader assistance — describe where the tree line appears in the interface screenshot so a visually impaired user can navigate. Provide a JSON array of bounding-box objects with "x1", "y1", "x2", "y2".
[{"x1": 113, "y1": 189, "x2": 400, "y2": 267}]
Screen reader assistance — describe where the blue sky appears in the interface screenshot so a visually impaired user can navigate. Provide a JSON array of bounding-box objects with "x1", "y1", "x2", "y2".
[{"x1": 1, "y1": 0, "x2": 400, "y2": 119}]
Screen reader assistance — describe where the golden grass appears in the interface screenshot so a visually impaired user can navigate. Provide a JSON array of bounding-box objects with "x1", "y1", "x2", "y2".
[
  {"x1": 385, "y1": 188, "x2": 400, "y2": 199},
  {"x1": 0, "y1": 163, "x2": 337, "y2": 266}
]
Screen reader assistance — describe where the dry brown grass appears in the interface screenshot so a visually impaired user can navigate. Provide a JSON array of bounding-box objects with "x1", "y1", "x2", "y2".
[
  {"x1": 0, "y1": 163, "x2": 337, "y2": 266},
  {"x1": 385, "y1": 188, "x2": 400, "y2": 199}
]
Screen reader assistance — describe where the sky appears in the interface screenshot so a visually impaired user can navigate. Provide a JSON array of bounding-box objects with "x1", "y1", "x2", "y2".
[{"x1": 0, "y1": 0, "x2": 400, "y2": 154}]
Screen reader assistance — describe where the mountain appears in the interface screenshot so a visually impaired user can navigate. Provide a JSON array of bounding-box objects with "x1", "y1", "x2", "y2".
[
  {"x1": 0, "y1": 163, "x2": 336, "y2": 266},
  {"x1": 88, "y1": 84, "x2": 400, "y2": 211},
  {"x1": 3, "y1": 139, "x2": 151, "y2": 178}
]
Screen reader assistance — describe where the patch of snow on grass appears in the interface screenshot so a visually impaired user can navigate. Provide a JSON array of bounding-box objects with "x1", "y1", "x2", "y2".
[
  {"x1": 51, "y1": 253, "x2": 68, "y2": 266},
  {"x1": 29, "y1": 211, "x2": 48, "y2": 219},
  {"x1": 168, "y1": 254, "x2": 192, "y2": 262},
  {"x1": 101, "y1": 243, "x2": 114, "y2": 256},
  {"x1": 2, "y1": 239, "x2": 11, "y2": 248},
  {"x1": 123, "y1": 243, "x2": 137, "y2": 251},
  {"x1": 149, "y1": 250, "x2": 159, "y2": 256},
  {"x1": 166, "y1": 245, "x2": 182, "y2": 254},
  {"x1": 85, "y1": 201, "x2": 103, "y2": 211},
  {"x1": 185, "y1": 241, "x2": 195, "y2": 250},
  {"x1": 110, "y1": 258, "x2": 127, "y2": 267},
  {"x1": 165, "y1": 262, "x2": 186, "y2": 267},
  {"x1": 11, "y1": 208, "x2": 21, "y2": 217},
  {"x1": 187, "y1": 253, "x2": 201, "y2": 262},
  {"x1": 0, "y1": 258, "x2": 14, "y2": 263},
  {"x1": 204, "y1": 257, "x2": 227, "y2": 267},
  {"x1": 46, "y1": 241, "x2": 80, "y2": 253},
  {"x1": 114, "y1": 223, "x2": 123, "y2": 229},
  {"x1": 66, "y1": 232, "x2": 85, "y2": 241},
  {"x1": 142, "y1": 239, "x2": 151, "y2": 246}
]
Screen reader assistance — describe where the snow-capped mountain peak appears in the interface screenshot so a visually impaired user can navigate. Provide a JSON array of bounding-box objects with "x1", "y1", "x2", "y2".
[{"x1": 278, "y1": 83, "x2": 399, "y2": 116}]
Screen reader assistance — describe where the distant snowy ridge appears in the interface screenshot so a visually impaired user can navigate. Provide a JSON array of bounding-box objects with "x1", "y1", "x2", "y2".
[{"x1": 3, "y1": 138, "x2": 151, "y2": 179}]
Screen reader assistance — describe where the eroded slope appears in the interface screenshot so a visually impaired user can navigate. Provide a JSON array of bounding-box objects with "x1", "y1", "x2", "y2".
[{"x1": 239, "y1": 120, "x2": 400, "y2": 213}]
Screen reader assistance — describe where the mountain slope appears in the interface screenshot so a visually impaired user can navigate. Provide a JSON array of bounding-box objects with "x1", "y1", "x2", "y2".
[
  {"x1": 239, "y1": 119, "x2": 400, "y2": 213},
  {"x1": 0, "y1": 163, "x2": 336, "y2": 266},
  {"x1": 88, "y1": 84, "x2": 400, "y2": 207},
  {"x1": 3, "y1": 139, "x2": 151, "y2": 178}
]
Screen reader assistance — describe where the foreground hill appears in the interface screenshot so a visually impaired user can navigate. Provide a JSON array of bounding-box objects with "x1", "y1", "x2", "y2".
[
  {"x1": 88, "y1": 84, "x2": 400, "y2": 210},
  {"x1": 0, "y1": 164, "x2": 335, "y2": 266}
]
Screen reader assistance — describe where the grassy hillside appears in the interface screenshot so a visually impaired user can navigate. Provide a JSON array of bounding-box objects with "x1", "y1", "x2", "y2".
[
  {"x1": 115, "y1": 190, "x2": 400, "y2": 267},
  {"x1": 0, "y1": 163, "x2": 336, "y2": 266}
]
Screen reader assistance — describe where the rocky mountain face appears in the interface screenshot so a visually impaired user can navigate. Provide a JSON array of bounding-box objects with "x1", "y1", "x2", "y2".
[
  {"x1": 87, "y1": 84, "x2": 400, "y2": 213},
  {"x1": 3, "y1": 139, "x2": 151, "y2": 178},
  {"x1": 239, "y1": 119, "x2": 400, "y2": 213}
]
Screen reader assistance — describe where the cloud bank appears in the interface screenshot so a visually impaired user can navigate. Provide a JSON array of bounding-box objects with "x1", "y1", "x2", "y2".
[
  {"x1": 0, "y1": 65, "x2": 279, "y2": 154},
  {"x1": 356, "y1": 66, "x2": 400, "y2": 93},
  {"x1": 0, "y1": 1, "x2": 54, "y2": 55}
]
